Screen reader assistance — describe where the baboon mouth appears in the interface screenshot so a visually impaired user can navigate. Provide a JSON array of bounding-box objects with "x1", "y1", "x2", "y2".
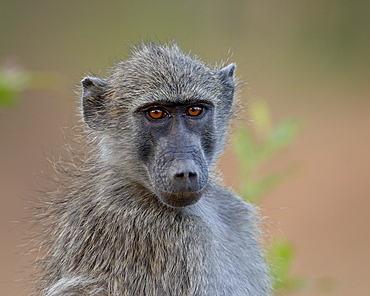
[{"x1": 155, "y1": 189, "x2": 204, "y2": 208}]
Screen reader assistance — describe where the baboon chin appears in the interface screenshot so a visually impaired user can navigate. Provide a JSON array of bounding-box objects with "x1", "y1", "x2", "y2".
[{"x1": 36, "y1": 43, "x2": 271, "y2": 296}]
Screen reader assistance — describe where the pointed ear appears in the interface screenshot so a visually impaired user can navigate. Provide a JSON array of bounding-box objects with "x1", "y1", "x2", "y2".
[
  {"x1": 218, "y1": 64, "x2": 236, "y2": 112},
  {"x1": 81, "y1": 77, "x2": 108, "y2": 131},
  {"x1": 219, "y1": 63, "x2": 236, "y2": 87}
]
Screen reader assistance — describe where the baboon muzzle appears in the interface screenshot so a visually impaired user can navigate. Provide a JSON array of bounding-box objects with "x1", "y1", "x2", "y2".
[{"x1": 152, "y1": 158, "x2": 208, "y2": 208}]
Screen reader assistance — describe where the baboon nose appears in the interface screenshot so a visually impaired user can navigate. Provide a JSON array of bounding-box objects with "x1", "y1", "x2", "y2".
[
  {"x1": 174, "y1": 170, "x2": 198, "y2": 180},
  {"x1": 170, "y1": 160, "x2": 202, "y2": 192}
]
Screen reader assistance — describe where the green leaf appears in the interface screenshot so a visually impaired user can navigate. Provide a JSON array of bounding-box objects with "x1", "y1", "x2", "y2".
[
  {"x1": 234, "y1": 128, "x2": 257, "y2": 168},
  {"x1": 268, "y1": 239, "x2": 294, "y2": 292},
  {"x1": 240, "y1": 171, "x2": 284, "y2": 203},
  {"x1": 0, "y1": 69, "x2": 30, "y2": 107},
  {"x1": 0, "y1": 68, "x2": 66, "y2": 108},
  {"x1": 267, "y1": 238, "x2": 306, "y2": 294},
  {"x1": 0, "y1": 88, "x2": 19, "y2": 107},
  {"x1": 250, "y1": 100, "x2": 272, "y2": 137},
  {"x1": 267, "y1": 118, "x2": 300, "y2": 152}
]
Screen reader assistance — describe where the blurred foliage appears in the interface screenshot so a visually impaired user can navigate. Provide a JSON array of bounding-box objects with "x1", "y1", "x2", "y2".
[
  {"x1": 0, "y1": 60, "x2": 63, "y2": 108},
  {"x1": 235, "y1": 101, "x2": 336, "y2": 294},
  {"x1": 234, "y1": 100, "x2": 303, "y2": 294},
  {"x1": 267, "y1": 238, "x2": 306, "y2": 294},
  {"x1": 0, "y1": 66, "x2": 29, "y2": 107},
  {"x1": 234, "y1": 100, "x2": 300, "y2": 204}
]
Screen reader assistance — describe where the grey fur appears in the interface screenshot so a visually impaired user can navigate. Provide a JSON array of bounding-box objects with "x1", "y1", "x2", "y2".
[{"x1": 36, "y1": 43, "x2": 271, "y2": 295}]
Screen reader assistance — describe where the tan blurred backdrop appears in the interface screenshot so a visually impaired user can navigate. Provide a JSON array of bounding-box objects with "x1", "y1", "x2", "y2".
[{"x1": 0, "y1": 1, "x2": 369, "y2": 295}]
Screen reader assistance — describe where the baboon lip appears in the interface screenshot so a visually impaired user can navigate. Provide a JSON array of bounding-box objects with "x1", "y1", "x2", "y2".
[{"x1": 155, "y1": 188, "x2": 204, "y2": 208}]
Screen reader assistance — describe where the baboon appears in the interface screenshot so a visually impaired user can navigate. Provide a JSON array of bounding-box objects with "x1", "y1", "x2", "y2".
[{"x1": 36, "y1": 43, "x2": 271, "y2": 295}]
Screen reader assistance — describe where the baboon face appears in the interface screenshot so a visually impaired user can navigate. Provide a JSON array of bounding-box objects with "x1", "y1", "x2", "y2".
[
  {"x1": 81, "y1": 45, "x2": 235, "y2": 208},
  {"x1": 133, "y1": 100, "x2": 213, "y2": 207}
]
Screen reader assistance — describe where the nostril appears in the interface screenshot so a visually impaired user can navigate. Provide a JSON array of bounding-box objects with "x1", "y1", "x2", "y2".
[
  {"x1": 189, "y1": 171, "x2": 197, "y2": 178},
  {"x1": 174, "y1": 171, "x2": 197, "y2": 179},
  {"x1": 175, "y1": 172, "x2": 186, "y2": 179}
]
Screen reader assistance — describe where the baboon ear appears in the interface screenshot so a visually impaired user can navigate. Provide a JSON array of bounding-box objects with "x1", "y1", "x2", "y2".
[
  {"x1": 81, "y1": 77, "x2": 108, "y2": 131},
  {"x1": 219, "y1": 64, "x2": 236, "y2": 111},
  {"x1": 219, "y1": 63, "x2": 236, "y2": 88}
]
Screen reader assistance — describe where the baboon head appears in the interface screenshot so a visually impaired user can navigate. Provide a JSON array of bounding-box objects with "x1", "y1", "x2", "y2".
[{"x1": 81, "y1": 44, "x2": 236, "y2": 208}]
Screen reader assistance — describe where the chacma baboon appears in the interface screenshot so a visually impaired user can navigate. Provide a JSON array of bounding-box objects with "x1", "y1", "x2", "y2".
[{"x1": 36, "y1": 43, "x2": 271, "y2": 295}]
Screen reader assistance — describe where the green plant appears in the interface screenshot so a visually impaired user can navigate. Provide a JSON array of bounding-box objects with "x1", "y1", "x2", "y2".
[
  {"x1": 234, "y1": 100, "x2": 300, "y2": 204},
  {"x1": 267, "y1": 238, "x2": 306, "y2": 294},
  {"x1": 233, "y1": 100, "x2": 303, "y2": 294},
  {"x1": 0, "y1": 66, "x2": 30, "y2": 107},
  {"x1": 0, "y1": 62, "x2": 63, "y2": 108}
]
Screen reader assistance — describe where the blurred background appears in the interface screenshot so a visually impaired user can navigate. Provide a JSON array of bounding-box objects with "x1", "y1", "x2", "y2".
[{"x1": 0, "y1": 1, "x2": 369, "y2": 295}]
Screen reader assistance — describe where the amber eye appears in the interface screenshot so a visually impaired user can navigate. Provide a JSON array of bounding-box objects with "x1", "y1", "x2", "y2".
[
  {"x1": 148, "y1": 108, "x2": 167, "y2": 119},
  {"x1": 187, "y1": 106, "x2": 203, "y2": 117}
]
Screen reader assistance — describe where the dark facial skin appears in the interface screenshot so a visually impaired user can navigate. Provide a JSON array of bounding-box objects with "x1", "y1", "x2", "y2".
[{"x1": 134, "y1": 100, "x2": 214, "y2": 208}]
